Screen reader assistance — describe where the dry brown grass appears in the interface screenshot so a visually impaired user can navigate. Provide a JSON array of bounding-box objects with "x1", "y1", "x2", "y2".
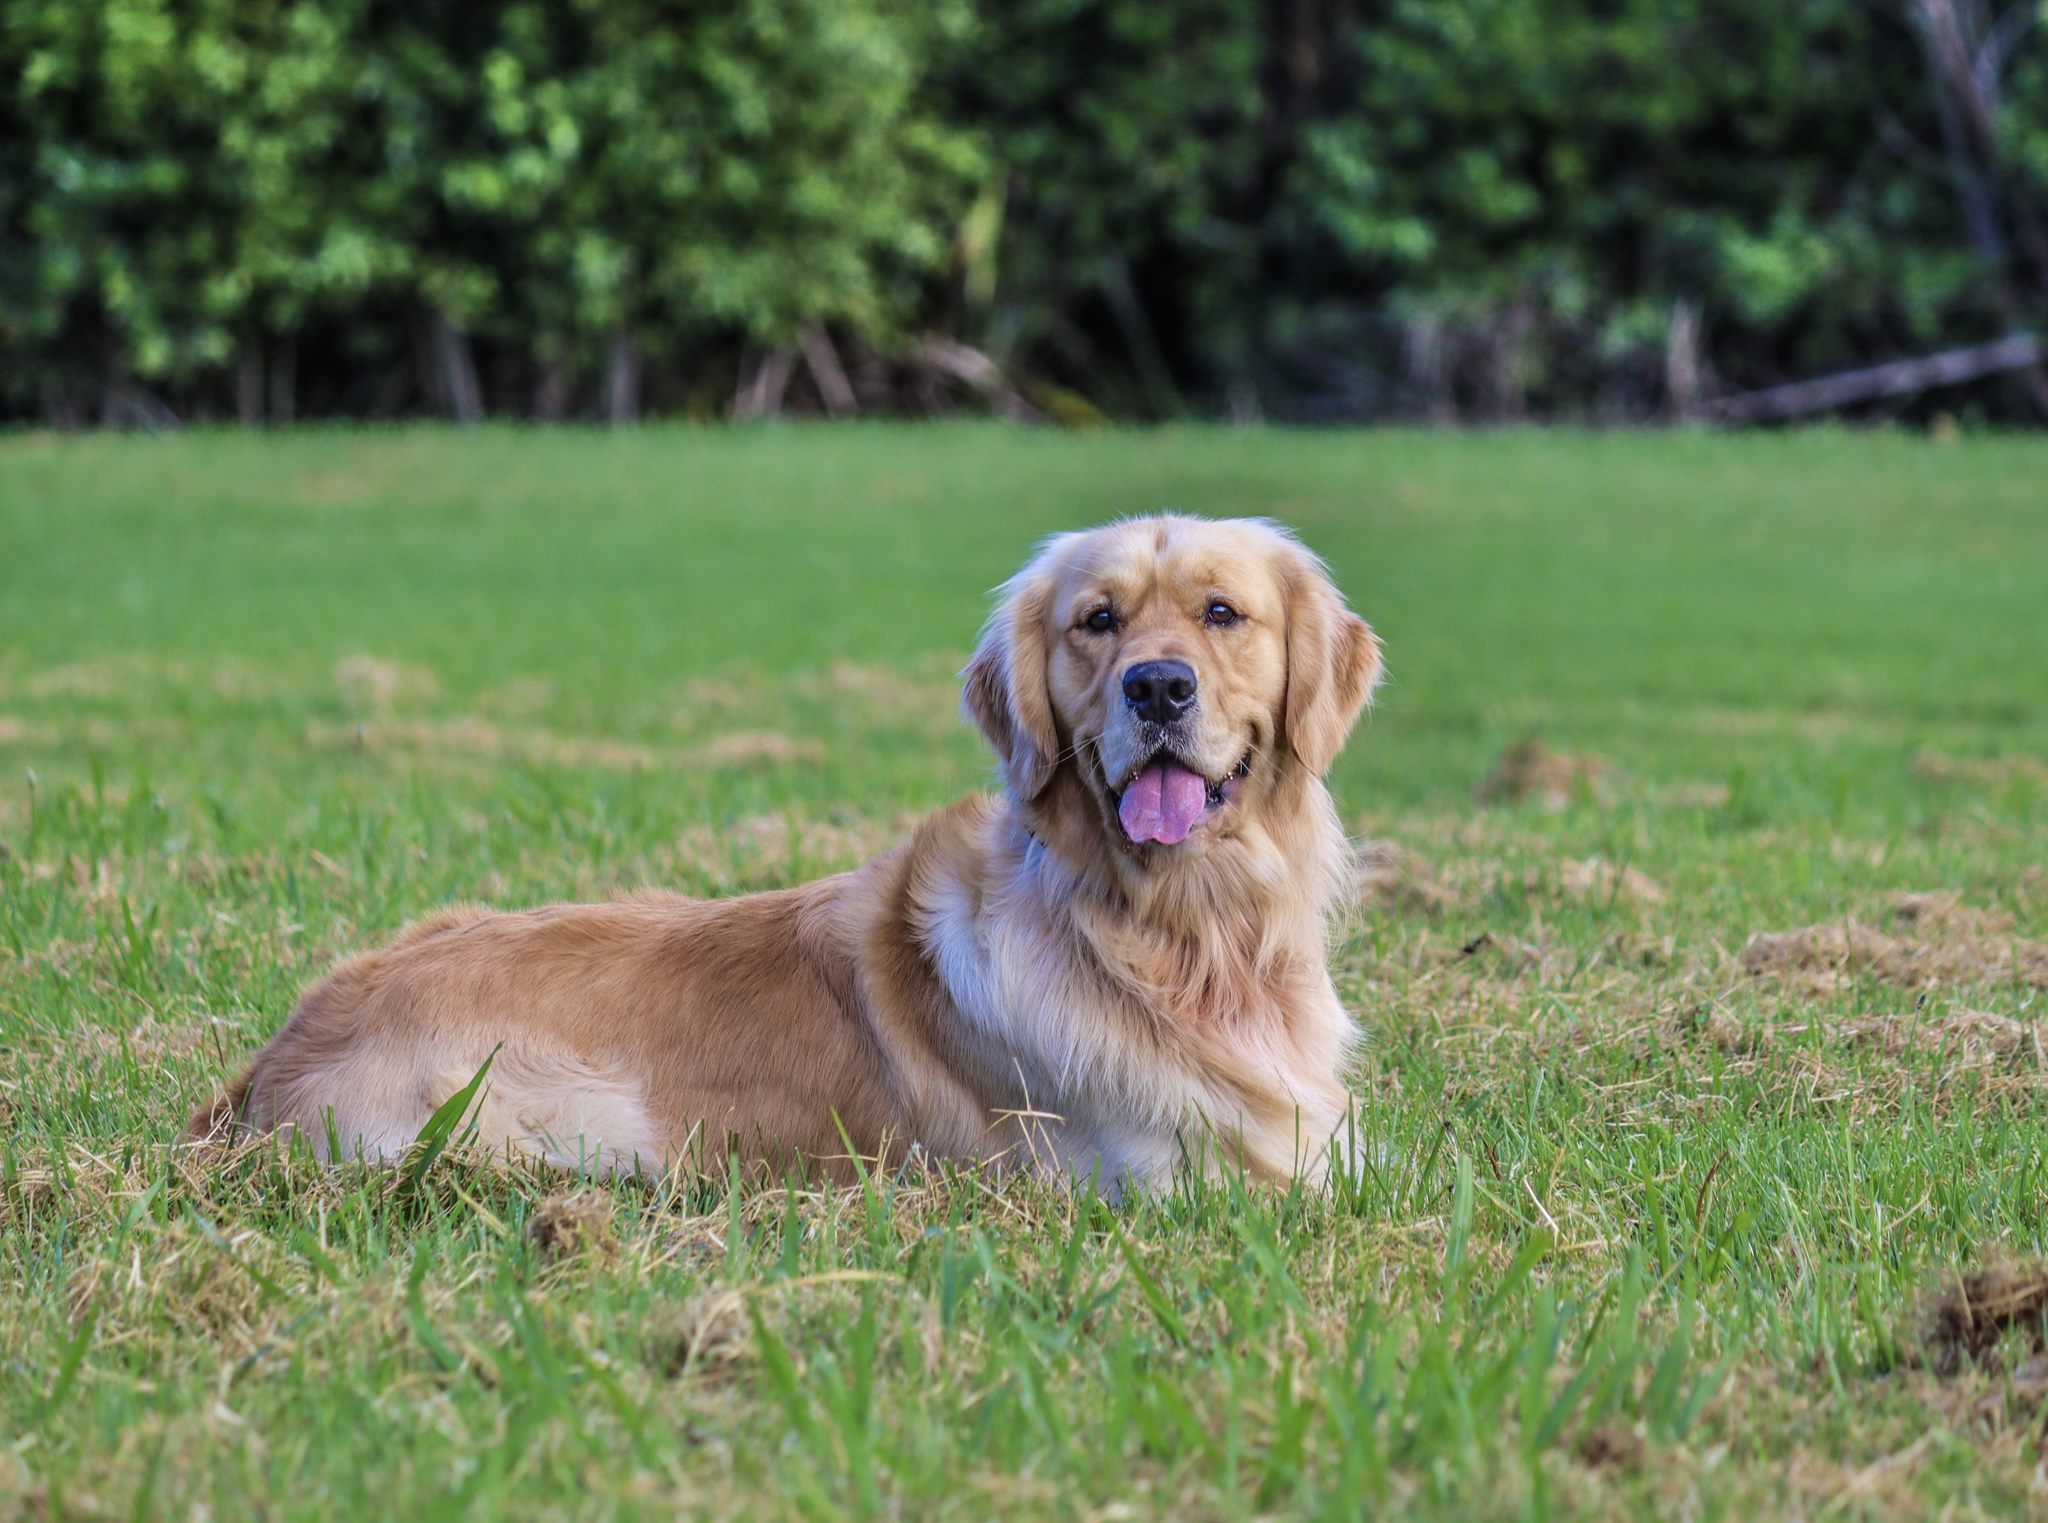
[
  {"x1": 65, "y1": 1216, "x2": 308, "y2": 1354},
  {"x1": 22, "y1": 661, "x2": 119, "y2": 699},
  {"x1": 645, "y1": 1288, "x2": 752, "y2": 1380},
  {"x1": 1353, "y1": 840, "x2": 1461, "y2": 917},
  {"x1": 306, "y1": 716, "x2": 661, "y2": 771},
  {"x1": 1652, "y1": 781, "x2": 1733, "y2": 809},
  {"x1": 1452, "y1": 930, "x2": 1548, "y2": 978},
  {"x1": 333, "y1": 655, "x2": 439, "y2": 714},
  {"x1": 1548, "y1": 857, "x2": 1667, "y2": 906},
  {"x1": 1837, "y1": 1008, "x2": 2040, "y2": 1070},
  {"x1": 1912, "y1": 751, "x2": 2048, "y2": 789},
  {"x1": 666, "y1": 810, "x2": 908, "y2": 890},
  {"x1": 675, "y1": 659, "x2": 961, "y2": 735},
  {"x1": 1477, "y1": 738, "x2": 1615, "y2": 810},
  {"x1": 1740, "y1": 892, "x2": 2048, "y2": 992},
  {"x1": 0, "y1": 1166, "x2": 60, "y2": 1231},
  {"x1": 816, "y1": 658, "x2": 960, "y2": 719},
  {"x1": 301, "y1": 716, "x2": 830, "y2": 774},
  {"x1": 681, "y1": 730, "x2": 825, "y2": 769}
]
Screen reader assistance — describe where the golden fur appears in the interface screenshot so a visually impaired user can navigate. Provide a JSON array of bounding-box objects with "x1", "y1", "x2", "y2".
[{"x1": 189, "y1": 516, "x2": 1383, "y2": 1189}]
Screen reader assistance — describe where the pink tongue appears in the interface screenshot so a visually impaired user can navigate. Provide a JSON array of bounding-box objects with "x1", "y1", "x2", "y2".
[{"x1": 1118, "y1": 760, "x2": 1208, "y2": 845}]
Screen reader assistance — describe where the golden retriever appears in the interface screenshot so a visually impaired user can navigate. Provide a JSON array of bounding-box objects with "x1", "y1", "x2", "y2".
[{"x1": 189, "y1": 515, "x2": 1382, "y2": 1189}]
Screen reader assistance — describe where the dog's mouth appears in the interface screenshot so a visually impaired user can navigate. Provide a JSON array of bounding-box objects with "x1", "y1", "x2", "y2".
[{"x1": 1109, "y1": 749, "x2": 1254, "y2": 846}]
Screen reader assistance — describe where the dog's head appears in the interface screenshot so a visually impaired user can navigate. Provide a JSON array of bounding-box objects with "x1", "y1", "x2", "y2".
[{"x1": 964, "y1": 516, "x2": 1381, "y2": 867}]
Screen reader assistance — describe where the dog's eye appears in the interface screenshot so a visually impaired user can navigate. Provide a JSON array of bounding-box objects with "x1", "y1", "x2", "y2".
[
  {"x1": 1082, "y1": 607, "x2": 1117, "y2": 633},
  {"x1": 1204, "y1": 600, "x2": 1240, "y2": 628}
]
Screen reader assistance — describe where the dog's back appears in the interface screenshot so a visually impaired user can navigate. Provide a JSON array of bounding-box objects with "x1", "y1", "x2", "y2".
[{"x1": 185, "y1": 886, "x2": 904, "y2": 1175}]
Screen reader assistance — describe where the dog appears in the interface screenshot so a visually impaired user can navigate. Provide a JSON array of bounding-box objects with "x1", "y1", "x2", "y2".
[{"x1": 188, "y1": 515, "x2": 1383, "y2": 1189}]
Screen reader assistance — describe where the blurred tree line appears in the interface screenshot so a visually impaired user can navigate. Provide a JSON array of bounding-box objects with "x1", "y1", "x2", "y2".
[{"x1": 4, "y1": 0, "x2": 2047, "y2": 425}]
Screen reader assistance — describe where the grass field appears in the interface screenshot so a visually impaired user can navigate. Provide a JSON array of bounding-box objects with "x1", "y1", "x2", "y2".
[{"x1": 3, "y1": 425, "x2": 2047, "y2": 1520}]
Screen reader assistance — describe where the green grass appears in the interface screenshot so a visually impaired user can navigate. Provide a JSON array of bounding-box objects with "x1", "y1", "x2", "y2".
[{"x1": 2, "y1": 424, "x2": 2046, "y2": 1520}]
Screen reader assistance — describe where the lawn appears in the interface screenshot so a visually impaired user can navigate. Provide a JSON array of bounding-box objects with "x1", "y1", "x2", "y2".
[{"x1": 2, "y1": 424, "x2": 2046, "y2": 1520}]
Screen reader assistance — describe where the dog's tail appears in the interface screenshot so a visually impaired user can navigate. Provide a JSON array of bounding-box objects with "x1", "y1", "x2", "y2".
[{"x1": 186, "y1": 1064, "x2": 256, "y2": 1145}]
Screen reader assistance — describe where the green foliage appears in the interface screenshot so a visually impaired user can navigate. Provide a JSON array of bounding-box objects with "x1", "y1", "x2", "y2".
[
  {"x1": 436, "y1": 0, "x2": 982, "y2": 362},
  {"x1": 3, "y1": 0, "x2": 2046, "y2": 420},
  {"x1": 968, "y1": 0, "x2": 2048, "y2": 417},
  {"x1": 0, "y1": 0, "x2": 980, "y2": 417}
]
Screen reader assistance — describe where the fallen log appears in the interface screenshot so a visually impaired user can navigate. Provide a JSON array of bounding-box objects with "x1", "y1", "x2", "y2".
[{"x1": 1709, "y1": 333, "x2": 2044, "y2": 422}]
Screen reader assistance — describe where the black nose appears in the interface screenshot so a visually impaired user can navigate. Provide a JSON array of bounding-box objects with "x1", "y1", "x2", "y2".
[{"x1": 1122, "y1": 660, "x2": 1197, "y2": 724}]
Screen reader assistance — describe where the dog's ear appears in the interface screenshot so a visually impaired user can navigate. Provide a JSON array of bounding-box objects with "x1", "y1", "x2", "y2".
[
  {"x1": 1281, "y1": 547, "x2": 1383, "y2": 777},
  {"x1": 962, "y1": 566, "x2": 1060, "y2": 800}
]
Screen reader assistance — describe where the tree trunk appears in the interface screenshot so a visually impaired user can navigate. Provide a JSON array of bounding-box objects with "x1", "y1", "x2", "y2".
[
  {"x1": 1477, "y1": 302, "x2": 1534, "y2": 422},
  {"x1": 1404, "y1": 316, "x2": 1455, "y2": 425},
  {"x1": 267, "y1": 335, "x2": 297, "y2": 426},
  {"x1": 800, "y1": 324, "x2": 857, "y2": 417},
  {"x1": 1665, "y1": 301, "x2": 1707, "y2": 423},
  {"x1": 102, "y1": 379, "x2": 179, "y2": 430},
  {"x1": 1707, "y1": 333, "x2": 2044, "y2": 422},
  {"x1": 603, "y1": 329, "x2": 641, "y2": 424},
  {"x1": 429, "y1": 312, "x2": 483, "y2": 425},
  {"x1": 1910, "y1": 0, "x2": 2048, "y2": 418},
  {"x1": 1099, "y1": 255, "x2": 1184, "y2": 419},
  {"x1": 533, "y1": 351, "x2": 571, "y2": 421},
  {"x1": 237, "y1": 342, "x2": 264, "y2": 425},
  {"x1": 43, "y1": 378, "x2": 85, "y2": 428},
  {"x1": 918, "y1": 338, "x2": 1042, "y2": 422},
  {"x1": 733, "y1": 347, "x2": 797, "y2": 420}
]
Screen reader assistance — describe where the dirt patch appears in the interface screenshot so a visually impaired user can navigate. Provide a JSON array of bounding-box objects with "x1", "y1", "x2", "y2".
[
  {"x1": 527, "y1": 1190, "x2": 617, "y2": 1264},
  {"x1": 1477, "y1": 738, "x2": 1613, "y2": 810},
  {"x1": 1913, "y1": 752, "x2": 2048, "y2": 789},
  {"x1": 1740, "y1": 893, "x2": 2048, "y2": 991},
  {"x1": 1575, "y1": 1423, "x2": 1646, "y2": 1472},
  {"x1": 1920, "y1": 1264, "x2": 2048, "y2": 1377}
]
